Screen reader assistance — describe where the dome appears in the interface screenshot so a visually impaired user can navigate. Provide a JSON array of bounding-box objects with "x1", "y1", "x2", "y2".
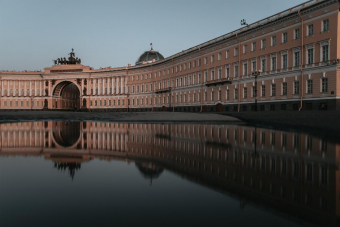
[{"x1": 136, "y1": 46, "x2": 164, "y2": 65}]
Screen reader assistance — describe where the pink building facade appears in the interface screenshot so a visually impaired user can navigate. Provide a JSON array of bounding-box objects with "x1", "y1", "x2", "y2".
[{"x1": 0, "y1": 0, "x2": 340, "y2": 111}]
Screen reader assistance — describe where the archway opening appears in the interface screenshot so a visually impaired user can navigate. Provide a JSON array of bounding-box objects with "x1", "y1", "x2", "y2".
[{"x1": 53, "y1": 81, "x2": 80, "y2": 110}]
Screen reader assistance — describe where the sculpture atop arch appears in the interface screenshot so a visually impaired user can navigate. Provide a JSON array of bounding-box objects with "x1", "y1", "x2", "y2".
[{"x1": 53, "y1": 48, "x2": 81, "y2": 65}]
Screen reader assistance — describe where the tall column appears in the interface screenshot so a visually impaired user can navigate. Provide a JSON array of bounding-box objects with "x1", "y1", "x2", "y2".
[
  {"x1": 107, "y1": 78, "x2": 109, "y2": 95},
  {"x1": 24, "y1": 81, "x2": 26, "y2": 96},
  {"x1": 34, "y1": 81, "x2": 37, "y2": 96},
  {"x1": 102, "y1": 78, "x2": 104, "y2": 95},
  {"x1": 121, "y1": 77, "x2": 123, "y2": 94},
  {"x1": 18, "y1": 81, "x2": 21, "y2": 97},
  {"x1": 95, "y1": 79, "x2": 98, "y2": 95},
  {"x1": 125, "y1": 77, "x2": 127, "y2": 94},
  {"x1": 111, "y1": 78, "x2": 113, "y2": 94},
  {"x1": 29, "y1": 81, "x2": 32, "y2": 96},
  {"x1": 7, "y1": 80, "x2": 9, "y2": 96},
  {"x1": 81, "y1": 79, "x2": 84, "y2": 96},
  {"x1": 48, "y1": 80, "x2": 51, "y2": 96},
  {"x1": 116, "y1": 77, "x2": 118, "y2": 94},
  {"x1": 40, "y1": 81, "x2": 42, "y2": 96},
  {"x1": 1, "y1": 80, "x2": 4, "y2": 96}
]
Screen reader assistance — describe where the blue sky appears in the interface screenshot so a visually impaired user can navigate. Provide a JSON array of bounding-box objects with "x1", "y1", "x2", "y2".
[{"x1": 0, "y1": 0, "x2": 306, "y2": 71}]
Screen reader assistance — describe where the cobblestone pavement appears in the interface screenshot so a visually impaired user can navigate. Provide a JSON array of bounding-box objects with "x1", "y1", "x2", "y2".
[{"x1": 0, "y1": 111, "x2": 241, "y2": 123}]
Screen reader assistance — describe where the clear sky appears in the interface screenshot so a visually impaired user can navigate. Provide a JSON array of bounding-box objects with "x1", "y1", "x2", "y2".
[{"x1": 0, "y1": 0, "x2": 306, "y2": 71}]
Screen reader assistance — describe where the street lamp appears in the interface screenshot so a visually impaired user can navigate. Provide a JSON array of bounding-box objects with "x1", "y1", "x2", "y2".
[{"x1": 251, "y1": 70, "x2": 261, "y2": 112}]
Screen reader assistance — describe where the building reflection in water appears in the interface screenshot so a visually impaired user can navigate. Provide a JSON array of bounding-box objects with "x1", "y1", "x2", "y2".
[{"x1": 0, "y1": 121, "x2": 338, "y2": 225}]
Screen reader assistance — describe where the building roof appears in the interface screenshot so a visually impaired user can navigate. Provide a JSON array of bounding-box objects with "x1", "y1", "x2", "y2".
[{"x1": 135, "y1": 46, "x2": 164, "y2": 65}]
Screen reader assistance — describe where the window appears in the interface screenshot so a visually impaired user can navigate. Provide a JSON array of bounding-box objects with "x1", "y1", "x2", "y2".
[
  {"x1": 211, "y1": 69, "x2": 215, "y2": 80},
  {"x1": 218, "y1": 53, "x2": 222, "y2": 61},
  {"x1": 252, "y1": 42, "x2": 256, "y2": 51},
  {"x1": 211, "y1": 55, "x2": 215, "y2": 63},
  {"x1": 306, "y1": 163, "x2": 313, "y2": 182},
  {"x1": 307, "y1": 48, "x2": 314, "y2": 64},
  {"x1": 295, "y1": 28, "x2": 300, "y2": 39},
  {"x1": 308, "y1": 24, "x2": 314, "y2": 36},
  {"x1": 204, "y1": 57, "x2": 208, "y2": 64},
  {"x1": 218, "y1": 67, "x2": 222, "y2": 79},
  {"x1": 294, "y1": 81, "x2": 300, "y2": 95},
  {"x1": 243, "y1": 87, "x2": 247, "y2": 99},
  {"x1": 261, "y1": 39, "x2": 266, "y2": 49},
  {"x1": 271, "y1": 56, "x2": 277, "y2": 71},
  {"x1": 243, "y1": 45, "x2": 247, "y2": 54},
  {"x1": 252, "y1": 60, "x2": 256, "y2": 72},
  {"x1": 198, "y1": 59, "x2": 201, "y2": 66},
  {"x1": 261, "y1": 59, "x2": 267, "y2": 72},
  {"x1": 322, "y1": 78, "x2": 328, "y2": 93},
  {"x1": 282, "y1": 32, "x2": 288, "y2": 43},
  {"x1": 282, "y1": 54, "x2": 288, "y2": 69},
  {"x1": 261, "y1": 85, "x2": 265, "y2": 97},
  {"x1": 226, "y1": 90, "x2": 229, "y2": 100},
  {"x1": 307, "y1": 79, "x2": 313, "y2": 94},
  {"x1": 323, "y1": 19, "x2": 329, "y2": 32},
  {"x1": 282, "y1": 82, "x2": 287, "y2": 96},
  {"x1": 322, "y1": 45, "x2": 329, "y2": 62},
  {"x1": 294, "y1": 51, "x2": 300, "y2": 67},
  {"x1": 234, "y1": 88, "x2": 238, "y2": 99},
  {"x1": 271, "y1": 36, "x2": 276, "y2": 46},
  {"x1": 243, "y1": 63, "x2": 248, "y2": 76},
  {"x1": 235, "y1": 48, "x2": 239, "y2": 56},
  {"x1": 272, "y1": 84, "x2": 276, "y2": 96},
  {"x1": 226, "y1": 50, "x2": 230, "y2": 59},
  {"x1": 321, "y1": 166, "x2": 328, "y2": 185},
  {"x1": 218, "y1": 90, "x2": 221, "y2": 100},
  {"x1": 234, "y1": 65, "x2": 239, "y2": 78},
  {"x1": 225, "y1": 65, "x2": 230, "y2": 78}
]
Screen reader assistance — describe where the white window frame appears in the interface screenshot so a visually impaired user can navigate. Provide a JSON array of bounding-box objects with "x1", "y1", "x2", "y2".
[
  {"x1": 243, "y1": 61, "x2": 248, "y2": 76},
  {"x1": 319, "y1": 40, "x2": 330, "y2": 64},
  {"x1": 280, "y1": 50, "x2": 288, "y2": 70},
  {"x1": 225, "y1": 64, "x2": 230, "y2": 78},
  {"x1": 282, "y1": 32, "x2": 288, "y2": 44},
  {"x1": 322, "y1": 19, "x2": 329, "y2": 32},
  {"x1": 292, "y1": 47, "x2": 301, "y2": 68},
  {"x1": 234, "y1": 63, "x2": 239, "y2": 78},
  {"x1": 261, "y1": 39, "x2": 266, "y2": 49},
  {"x1": 252, "y1": 42, "x2": 256, "y2": 52},
  {"x1": 305, "y1": 44, "x2": 315, "y2": 66},
  {"x1": 226, "y1": 50, "x2": 230, "y2": 59},
  {"x1": 251, "y1": 59, "x2": 256, "y2": 72},
  {"x1": 271, "y1": 36, "x2": 276, "y2": 46},
  {"x1": 270, "y1": 53, "x2": 277, "y2": 72}
]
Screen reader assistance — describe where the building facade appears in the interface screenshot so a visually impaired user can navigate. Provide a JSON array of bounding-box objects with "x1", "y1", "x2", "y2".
[{"x1": 1, "y1": 0, "x2": 340, "y2": 111}]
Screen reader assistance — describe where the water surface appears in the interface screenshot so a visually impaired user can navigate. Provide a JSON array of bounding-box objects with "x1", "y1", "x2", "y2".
[{"x1": 0, "y1": 121, "x2": 337, "y2": 226}]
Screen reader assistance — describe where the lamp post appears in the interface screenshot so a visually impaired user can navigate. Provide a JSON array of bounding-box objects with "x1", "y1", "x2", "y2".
[{"x1": 251, "y1": 70, "x2": 261, "y2": 112}]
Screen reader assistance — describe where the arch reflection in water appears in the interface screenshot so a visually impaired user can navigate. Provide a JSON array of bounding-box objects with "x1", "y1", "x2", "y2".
[
  {"x1": 52, "y1": 121, "x2": 80, "y2": 147},
  {"x1": 0, "y1": 121, "x2": 339, "y2": 226}
]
